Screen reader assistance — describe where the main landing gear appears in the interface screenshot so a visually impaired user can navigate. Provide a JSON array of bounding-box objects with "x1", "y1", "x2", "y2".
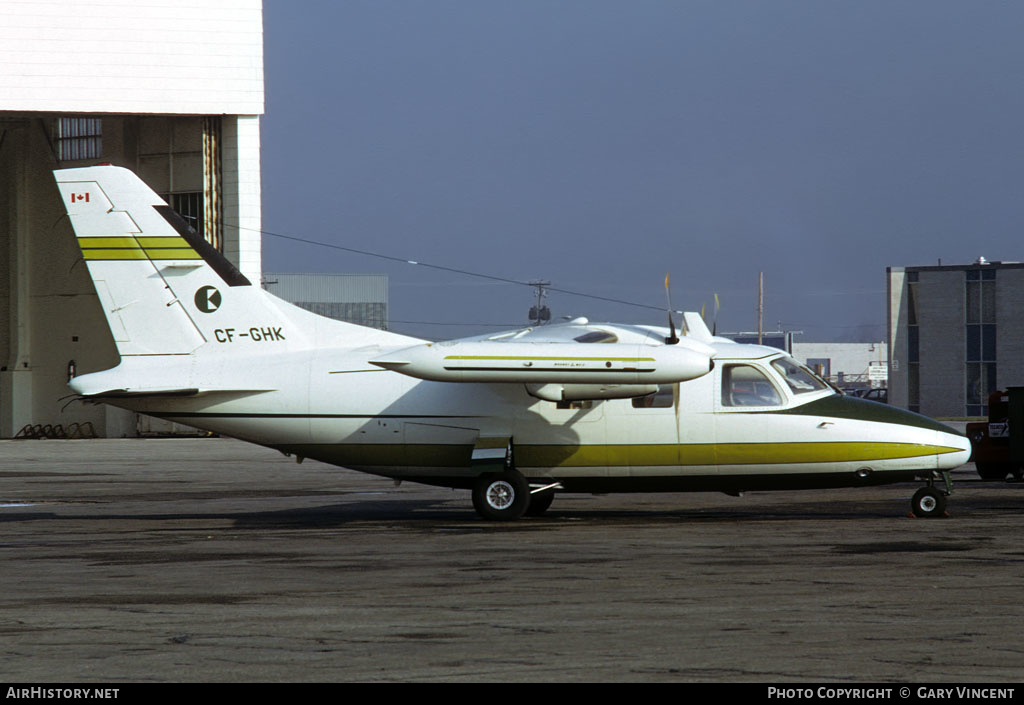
[
  {"x1": 910, "y1": 472, "x2": 952, "y2": 518},
  {"x1": 471, "y1": 471, "x2": 559, "y2": 521}
]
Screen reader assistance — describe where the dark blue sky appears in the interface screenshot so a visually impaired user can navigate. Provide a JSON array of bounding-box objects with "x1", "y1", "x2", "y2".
[{"x1": 260, "y1": 1, "x2": 1024, "y2": 341}]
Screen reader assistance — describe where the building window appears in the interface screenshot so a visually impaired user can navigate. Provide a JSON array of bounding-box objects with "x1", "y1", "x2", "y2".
[
  {"x1": 55, "y1": 118, "x2": 102, "y2": 161},
  {"x1": 908, "y1": 364, "x2": 920, "y2": 414},
  {"x1": 160, "y1": 192, "x2": 204, "y2": 239},
  {"x1": 907, "y1": 327, "x2": 919, "y2": 363},
  {"x1": 906, "y1": 272, "x2": 920, "y2": 412},
  {"x1": 966, "y1": 269, "x2": 996, "y2": 416}
]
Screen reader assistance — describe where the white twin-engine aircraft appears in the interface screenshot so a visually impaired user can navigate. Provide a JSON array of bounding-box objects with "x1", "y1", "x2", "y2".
[{"x1": 55, "y1": 166, "x2": 970, "y2": 520}]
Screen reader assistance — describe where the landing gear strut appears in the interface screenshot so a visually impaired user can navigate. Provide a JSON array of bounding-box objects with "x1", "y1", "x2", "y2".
[
  {"x1": 911, "y1": 472, "x2": 952, "y2": 518},
  {"x1": 525, "y1": 487, "x2": 556, "y2": 516}
]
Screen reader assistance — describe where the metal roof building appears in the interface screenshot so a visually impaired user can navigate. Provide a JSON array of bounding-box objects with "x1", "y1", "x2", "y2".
[{"x1": 263, "y1": 274, "x2": 389, "y2": 330}]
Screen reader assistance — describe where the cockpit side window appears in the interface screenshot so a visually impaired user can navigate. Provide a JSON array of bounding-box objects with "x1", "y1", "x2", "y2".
[
  {"x1": 722, "y1": 365, "x2": 782, "y2": 407},
  {"x1": 771, "y1": 357, "x2": 828, "y2": 395}
]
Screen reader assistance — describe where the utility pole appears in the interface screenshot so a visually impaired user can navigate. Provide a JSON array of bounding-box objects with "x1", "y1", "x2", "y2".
[
  {"x1": 529, "y1": 279, "x2": 551, "y2": 325},
  {"x1": 757, "y1": 272, "x2": 764, "y2": 345}
]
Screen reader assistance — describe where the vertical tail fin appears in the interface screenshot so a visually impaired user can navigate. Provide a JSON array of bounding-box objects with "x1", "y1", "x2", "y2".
[
  {"x1": 55, "y1": 165, "x2": 418, "y2": 360},
  {"x1": 55, "y1": 165, "x2": 245, "y2": 356}
]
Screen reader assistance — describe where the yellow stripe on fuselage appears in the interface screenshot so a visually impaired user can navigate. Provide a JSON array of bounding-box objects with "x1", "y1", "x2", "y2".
[
  {"x1": 282, "y1": 440, "x2": 964, "y2": 471},
  {"x1": 516, "y1": 442, "x2": 963, "y2": 468},
  {"x1": 444, "y1": 355, "x2": 656, "y2": 362}
]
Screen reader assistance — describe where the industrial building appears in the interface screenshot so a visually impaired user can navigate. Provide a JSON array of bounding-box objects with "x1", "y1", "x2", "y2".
[
  {"x1": 0, "y1": 0, "x2": 264, "y2": 437},
  {"x1": 722, "y1": 331, "x2": 794, "y2": 354},
  {"x1": 263, "y1": 274, "x2": 389, "y2": 330},
  {"x1": 888, "y1": 260, "x2": 1024, "y2": 418},
  {"x1": 791, "y1": 341, "x2": 888, "y2": 391}
]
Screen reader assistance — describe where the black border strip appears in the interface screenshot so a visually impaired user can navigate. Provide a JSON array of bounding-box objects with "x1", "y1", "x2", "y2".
[{"x1": 154, "y1": 205, "x2": 251, "y2": 287}]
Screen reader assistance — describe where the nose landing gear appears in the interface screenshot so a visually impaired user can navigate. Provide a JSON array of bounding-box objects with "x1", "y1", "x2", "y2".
[{"x1": 911, "y1": 472, "x2": 952, "y2": 518}]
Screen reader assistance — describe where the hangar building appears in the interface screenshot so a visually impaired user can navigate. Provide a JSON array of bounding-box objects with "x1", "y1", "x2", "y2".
[
  {"x1": 888, "y1": 260, "x2": 1024, "y2": 418},
  {"x1": 0, "y1": 0, "x2": 264, "y2": 437}
]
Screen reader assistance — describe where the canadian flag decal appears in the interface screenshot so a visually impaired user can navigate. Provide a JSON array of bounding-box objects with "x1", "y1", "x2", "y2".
[{"x1": 71, "y1": 193, "x2": 90, "y2": 203}]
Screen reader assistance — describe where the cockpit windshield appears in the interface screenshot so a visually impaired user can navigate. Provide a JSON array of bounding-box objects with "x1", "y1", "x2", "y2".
[{"x1": 771, "y1": 357, "x2": 829, "y2": 395}]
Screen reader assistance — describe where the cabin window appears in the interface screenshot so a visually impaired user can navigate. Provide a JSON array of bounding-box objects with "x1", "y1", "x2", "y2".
[
  {"x1": 632, "y1": 384, "x2": 674, "y2": 408},
  {"x1": 771, "y1": 357, "x2": 827, "y2": 395},
  {"x1": 721, "y1": 365, "x2": 782, "y2": 407}
]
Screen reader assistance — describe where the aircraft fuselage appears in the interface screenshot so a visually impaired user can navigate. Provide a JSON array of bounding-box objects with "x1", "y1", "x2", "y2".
[{"x1": 93, "y1": 344, "x2": 969, "y2": 495}]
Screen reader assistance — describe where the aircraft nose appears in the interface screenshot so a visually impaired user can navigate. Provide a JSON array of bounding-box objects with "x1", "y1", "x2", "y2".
[{"x1": 935, "y1": 427, "x2": 972, "y2": 470}]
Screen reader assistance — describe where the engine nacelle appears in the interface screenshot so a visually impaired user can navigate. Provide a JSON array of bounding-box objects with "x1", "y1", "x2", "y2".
[{"x1": 524, "y1": 383, "x2": 660, "y2": 402}]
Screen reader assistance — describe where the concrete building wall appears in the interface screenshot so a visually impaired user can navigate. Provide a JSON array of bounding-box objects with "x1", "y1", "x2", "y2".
[
  {"x1": 0, "y1": 119, "x2": 120, "y2": 436},
  {"x1": 222, "y1": 116, "x2": 262, "y2": 282},
  {"x1": 889, "y1": 261, "x2": 1024, "y2": 418},
  {"x1": 917, "y1": 270, "x2": 966, "y2": 418},
  {"x1": 996, "y1": 268, "x2": 1024, "y2": 391},
  {"x1": 887, "y1": 267, "x2": 909, "y2": 409}
]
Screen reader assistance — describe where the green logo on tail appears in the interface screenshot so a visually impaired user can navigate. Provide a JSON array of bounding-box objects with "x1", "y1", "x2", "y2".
[{"x1": 195, "y1": 286, "x2": 221, "y2": 313}]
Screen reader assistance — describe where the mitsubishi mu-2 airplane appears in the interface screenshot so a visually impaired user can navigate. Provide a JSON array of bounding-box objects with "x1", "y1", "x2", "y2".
[{"x1": 54, "y1": 166, "x2": 970, "y2": 520}]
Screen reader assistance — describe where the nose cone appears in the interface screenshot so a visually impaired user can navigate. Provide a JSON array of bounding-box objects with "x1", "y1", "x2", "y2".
[
  {"x1": 934, "y1": 427, "x2": 972, "y2": 470},
  {"x1": 784, "y1": 394, "x2": 972, "y2": 471}
]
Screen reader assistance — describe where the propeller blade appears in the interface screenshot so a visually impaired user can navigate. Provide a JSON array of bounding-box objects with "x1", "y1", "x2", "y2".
[
  {"x1": 664, "y1": 273, "x2": 679, "y2": 345},
  {"x1": 713, "y1": 292, "x2": 720, "y2": 336}
]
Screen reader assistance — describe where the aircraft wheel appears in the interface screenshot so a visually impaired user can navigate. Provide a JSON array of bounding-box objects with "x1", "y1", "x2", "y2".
[
  {"x1": 911, "y1": 486, "x2": 947, "y2": 518},
  {"x1": 524, "y1": 490, "x2": 555, "y2": 517},
  {"x1": 472, "y1": 471, "x2": 530, "y2": 521}
]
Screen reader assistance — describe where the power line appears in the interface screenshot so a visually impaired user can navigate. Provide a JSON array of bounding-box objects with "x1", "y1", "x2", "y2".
[
  {"x1": 388, "y1": 319, "x2": 523, "y2": 328},
  {"x1": 226, "y1": 223, "x2": 665, "y2": 313}
]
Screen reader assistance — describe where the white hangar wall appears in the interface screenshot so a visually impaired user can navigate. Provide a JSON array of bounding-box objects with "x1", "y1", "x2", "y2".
[
  {"x1": 0, "y1": 0, "x2": 264, "y2": 438},
  {"x1": 0, "y1": 0, "x2": 264, "y2": 115}
]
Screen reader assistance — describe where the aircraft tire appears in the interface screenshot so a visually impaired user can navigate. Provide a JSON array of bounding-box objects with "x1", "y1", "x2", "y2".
[
  {"x1": 911, "y1": 486, "x2": 947, "y2": 518},
  {"x1": 524, "y1": 490, "x2": 555, "y2": 517},
  {"x1": 472, "y1": 471, "x2": 530, "y2": 521}
]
